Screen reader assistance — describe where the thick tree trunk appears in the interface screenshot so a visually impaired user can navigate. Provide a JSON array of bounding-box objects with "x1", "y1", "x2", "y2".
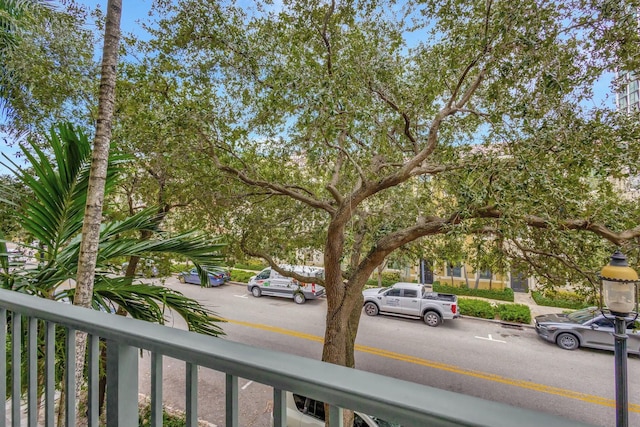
[
  {"x1": 322, "y1": 221, "x2": 350, "y2": 366},
  {"x1": 321, "y1": 220, "x2": 367, "y2": 368},
  {"x1": 72, "y1": 0, "x2": 122, "y2": 423}
]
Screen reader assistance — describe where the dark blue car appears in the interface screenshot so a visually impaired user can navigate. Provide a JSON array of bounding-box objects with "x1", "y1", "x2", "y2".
[{"x1": 178, "y1": 268, "x2": 225, "y2": 287}]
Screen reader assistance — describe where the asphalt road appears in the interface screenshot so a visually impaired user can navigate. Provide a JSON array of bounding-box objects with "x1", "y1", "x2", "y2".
[{"x1": 137, "y1": 276, "x2": 640, "y2": 427}]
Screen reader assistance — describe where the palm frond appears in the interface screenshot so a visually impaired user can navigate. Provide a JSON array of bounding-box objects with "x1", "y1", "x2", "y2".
[
  {"x1": 62, "y1": 279, "x2": 226, "y2": 336},
  {"x1": 3, "y1": 124, "x2": 128, "y2": 253},
  {"x1": 3, "y1": 123, "x2": 228, "y2": 336}
]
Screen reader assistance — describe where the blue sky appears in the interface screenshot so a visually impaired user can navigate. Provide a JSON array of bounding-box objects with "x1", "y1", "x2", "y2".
[
  {"x1": 0, "y1": 1, "x2": 619, "y2": 175},
  {"x1": 0, "y1": 0, "x2": 154, "y2": 175},
  {"x1": 84, "y1": 0, "x2": 153, "y2": 35}
]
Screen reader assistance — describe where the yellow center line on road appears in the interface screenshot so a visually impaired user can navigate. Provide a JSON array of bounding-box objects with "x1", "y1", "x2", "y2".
[{"x1": 225, "y1": 318, "x2": 640, "y2": 412}]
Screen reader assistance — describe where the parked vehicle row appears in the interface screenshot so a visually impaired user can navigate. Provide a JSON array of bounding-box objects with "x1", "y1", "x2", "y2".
[{"x1": 171, "y1": 266, "x2": 640, "y2": 357}]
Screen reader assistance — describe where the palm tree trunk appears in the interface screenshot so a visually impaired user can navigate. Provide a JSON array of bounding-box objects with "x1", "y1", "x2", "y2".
[{"x1": 72, "y1": 0, "x2": 122, "y2": 423}]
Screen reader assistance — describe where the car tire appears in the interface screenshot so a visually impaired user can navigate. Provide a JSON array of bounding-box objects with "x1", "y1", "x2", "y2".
[
  {"x1": 423, "y1": 311, "x2": 442, "y2": 327},
  {"x1": 294, "y1": 293, "x2": 306, "y2": 304},
  {"x1": 556, "y1": 333, "x2": 580, "y2": 351},
  {"x1": 363, "y1": 302, "x2": 379, "y2": 316},
  {"x1": 251, "y1": 287, "x2": 262, "y2": 297},
  {"x1": 178, "y1": 276, "x2": 185, "y2": 284}
]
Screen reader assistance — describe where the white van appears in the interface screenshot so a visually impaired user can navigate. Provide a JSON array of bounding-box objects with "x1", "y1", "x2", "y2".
[{"x1": 247, "y1": 265, "x2": 325, "y2": 304}]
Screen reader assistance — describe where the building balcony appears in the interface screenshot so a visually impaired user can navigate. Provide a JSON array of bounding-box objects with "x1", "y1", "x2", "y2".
[{"x1": 0, "y1": 288, "x2": 592, "y2": 427}]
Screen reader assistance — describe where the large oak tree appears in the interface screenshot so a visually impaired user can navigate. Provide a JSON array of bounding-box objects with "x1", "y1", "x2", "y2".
[{"x1": 147, "y1": 0, "x2": 640, "y2": 369}]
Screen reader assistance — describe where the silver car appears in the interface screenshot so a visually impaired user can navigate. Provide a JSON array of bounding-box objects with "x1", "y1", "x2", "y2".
[{"x1": 534, "y1": 307, "x2": 640, "y2": 354}]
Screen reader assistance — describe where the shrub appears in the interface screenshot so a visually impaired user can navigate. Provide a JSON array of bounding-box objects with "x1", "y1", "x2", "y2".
[
  {"x1": 230, "y1": 269, "x2": 256, "y2": 283},
  {"x1": 170, "y1": 262, "x2": 191, "y2": 273},
  {"x1": 458, "y1": 298, "x2": 495, "y2": 319},
  {"x1": 365, "y1": 278, "x2": 398, "y2": 287},
  {"x1": 433, "y1": 282, "x2": 514, "y2": 302},
  {"x1": 531, "y1": 290, "x2": 595, "y2": 310},
  {"x1": 496, "y1": 303, "x2": 531, "y2": 324},
  {"x1": 234, "y1": 262, "x2": 267, "y2": 271},
  {"x1": 381, "y1": 271, "x2": 401, "y2": 282}
]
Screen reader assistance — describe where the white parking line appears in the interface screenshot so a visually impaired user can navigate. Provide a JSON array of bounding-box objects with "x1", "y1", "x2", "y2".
[
  {"x1": 474, "y1": 334, "x2": 506, "y2": 343},
  {"x1": 242, "y1": 380, "x2": 253, "y2": 390},
  {"x1": 234, "y1": 294, "x2": 249, "y2": 298}
]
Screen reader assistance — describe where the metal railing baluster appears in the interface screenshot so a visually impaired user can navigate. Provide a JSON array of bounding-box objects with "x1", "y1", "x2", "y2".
[
  {"x1": 12, "y1": 312, "x2": 21, "y2": 427},
  {"x1": 65, "y1": 328, "x2": 76, "y2": 427},
  {"x1": 225, "y1": 374, "x2": 238, "y2": 427},
  {"x1": 185, "y1": 362, "x2": 197, "y2": 427},
  {"x1": 45, "y1": 322, "x2": 55, "y2": 427},
  {"x1": 88, "y1": 335, "x2": 100, "y2": 427},
  {"x1": 272, "y1": 388, "x2": 285, "y2": 427},
  {"x1": 27, "y1": 317, "x2": 37, "y2": 427},
  {"x1": 150, "y1": 352, "x2": 163, "y2": 427},
  {"x1": 105, "y1": 340, "x2": 138, "y2": 427},
  {"x1": 328, "y1": 405, "x2": 343, "y2": 427}
]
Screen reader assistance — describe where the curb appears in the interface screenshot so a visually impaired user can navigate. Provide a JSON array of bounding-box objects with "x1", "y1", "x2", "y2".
[{"x1": 459, "y1": 314, "x2": 534, "y2": 329}]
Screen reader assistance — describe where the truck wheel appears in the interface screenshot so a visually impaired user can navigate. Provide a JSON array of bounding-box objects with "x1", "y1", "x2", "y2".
[
  {"x1": 423, "y1": 311, "x2": 442, "y2": 327},
  {"x1": 364, "y1": 302, "x2": 379, "y2": 316},
  {"x1": 251, "y1": 287, "x2": 262, "y2": 297},
  {"x1": 293, "y1": 293, "x2": 306, "y2": 304}
]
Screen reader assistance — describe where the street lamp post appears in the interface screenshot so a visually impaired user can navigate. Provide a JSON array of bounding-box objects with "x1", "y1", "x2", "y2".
[{"x1": 599, "y1": 250, "x2": 639, "y2": 427}]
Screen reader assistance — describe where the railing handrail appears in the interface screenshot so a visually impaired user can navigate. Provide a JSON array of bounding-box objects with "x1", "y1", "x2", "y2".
[{"x1": 0, "y1": 288, "x2": 594, "y2": 427}]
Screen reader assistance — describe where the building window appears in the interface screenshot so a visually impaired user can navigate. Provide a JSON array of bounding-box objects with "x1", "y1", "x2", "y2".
[
  {"x1": 619, "y1": 96, "x2": 628, "y2": 109},
  {"x1": 478, "y1": 269, "x2": 492, "y2": 280},
  {"x1": 446, "y1": 264, "x2": 462, "y2": 277}
]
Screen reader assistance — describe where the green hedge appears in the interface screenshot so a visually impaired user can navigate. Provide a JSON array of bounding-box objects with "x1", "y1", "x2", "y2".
[
  {"x1": 496, "y1": 303, "x2": 531, "y2": 324},
  {"x1": 458, "y1": 298, "x2": 531, "y2": 324},
  {"x1": 170, "y1": 262, "x2": 191, "y2": 273},
  {"x1": 365, "y1": 278, "x2": 398, "y2": 288},
  {"x1": 531, "y1": 290, "x2": 595, "y2": 310},
  {"x1": 233, "y1": 262, "x2": 267, "y2": 271},
  {"x1": 458, "y1": 298, "x2": 495, "y2": 319},
  {"x1": 433, "y1": 282, "x2": 514, "y2": 302},
  {"x1": 230, "y1": 269, "x2": 256, "y2": 283}
]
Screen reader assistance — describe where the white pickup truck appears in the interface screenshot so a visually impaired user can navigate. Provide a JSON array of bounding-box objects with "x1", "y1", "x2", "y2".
[{"x1": 362, "y1": 282, "x2": 459, "y2": 327}]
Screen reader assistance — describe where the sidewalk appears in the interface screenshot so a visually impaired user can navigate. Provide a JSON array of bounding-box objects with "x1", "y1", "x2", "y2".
[{"x1": 512, "y1": 291, "x2": 568, "y2": 320}]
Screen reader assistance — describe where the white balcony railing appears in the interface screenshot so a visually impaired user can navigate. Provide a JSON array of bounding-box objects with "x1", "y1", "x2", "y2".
[{"x1": 0, "y1": 288, "x2": 594, "y2": 427}]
